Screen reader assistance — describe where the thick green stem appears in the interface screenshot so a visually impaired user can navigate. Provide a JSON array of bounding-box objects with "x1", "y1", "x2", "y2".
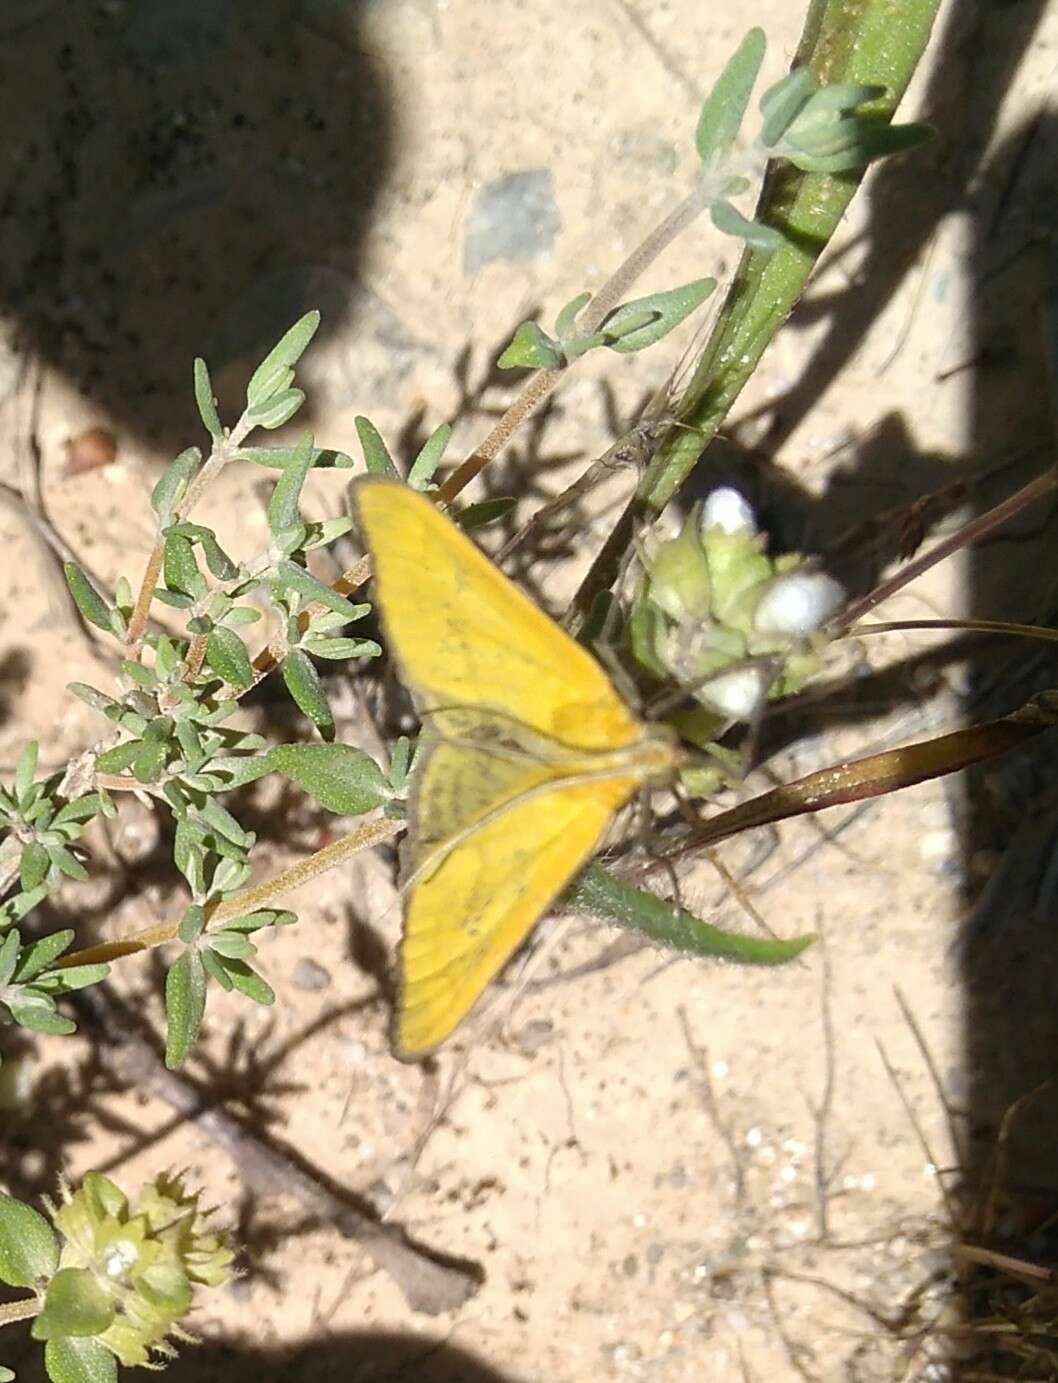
[{"x1": 640, "y1": 0, "x2": 943, "y2": 511}]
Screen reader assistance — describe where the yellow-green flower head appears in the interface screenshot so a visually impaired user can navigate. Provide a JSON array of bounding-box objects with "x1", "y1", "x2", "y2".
[{"x1": 45, "y1": 1171, "x2": 233, "y2": 1367}]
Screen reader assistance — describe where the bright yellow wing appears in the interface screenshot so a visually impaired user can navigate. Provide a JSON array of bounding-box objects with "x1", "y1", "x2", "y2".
[
  {"x1": 353, "y1": 477, "x2": 679, "y2": 1059},
  {"x1": 399, "y1": 746, "x2": 638, "y2": 1056},
  {"x1": 353, "y1": 477, "x2": 642, "y2": 752}
]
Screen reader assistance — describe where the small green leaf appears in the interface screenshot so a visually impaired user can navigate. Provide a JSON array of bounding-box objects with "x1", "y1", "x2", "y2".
[
  {"x1": 46, "y1": 845, "x2": 88, "y2": 883},
  {"x1": 35, "y1": 963, "x2": 108, "y2": 993},
  {"x1": 568, "y1": 862, "x2": 814, "y2": 964},
  {"x1": 238, "y1": 445, "x2": 354, "y2": 471},
  {"x1": 302, "y1": 636, "x2": 381, "y2": 661},
  {"x1": 497, "y1": 320, "x2": 564, "y2": 370},
  {"x1": 303, "y1": 516, "x2": 355, "y2": 550},
  {"x1": 67, "y1": 684, "x2": 119, "y2": 716},
  {"x1": 205, "y1": 626, "x2": 253, "y2": 690},
  {"x1": 267, "y1": 432, "x2": 314, "y2": 537},
  {"x1": 407, "y1": 423, "x2": 451, "y2": 491},
  {"x1": 208, "y1": 755, "x2": 274, "y2": 790},
  {"x1": 33, "y1": 1267, "x2": 114, "y2": 1339},
  {"x1": 246, "y1": 387, "x2": 305, "y2": 430},
  {"x1": 280, "y1": 649, "x2": 334, "y2": 739},
  {"x1": 52, "y1": 793, "x2": 105, "y2": 828},
  {"x1": 206, "y1": 930, "x2": 256, "y2": 961},
  {"x1": 194, "y1": 357, "x2": 223, "y2": 439},
  {"x1": 709, "y1": 199, "x2": 784, "y2": 253},
  {"x1": 163, "y1": 532, "x2": 206, "y2": 600},
  {"x1": 355, "y1": 416, "x2": 399, "y2": 480},
  {"x1": 600, "y1": 278, "x2": 716, "y2": 354},
  {"x1": 695, "y1": 27, "x2": 766, "y2": 167},
  {"x1": 165, "y1": 950, "x2": 207, "y2": 1068},
  {"x1": 221, "y1": 958, "x2": 275, "y2": 1005},
  {"x1": 20, "y1": 841, "x2": 51, "y2": 893},
  {"x1": 178, "y1": 905, "x2": 206, "y2": 945},
  {"x1": 196, "y1": 797, "x2": 253, "y2": 849},
  {"x1": 44, "y1": 1335, "x2": 118, "y2": 1383},
  {"x1": 94, "y1": 740, "x2": 140, "y2": 775},
  {"x1": 63, "y1": 565, "x2": 112, "y2": 634},
  {"x1": 13, "y1": 929, "x2": 74, "y2": 982},
  {"x1": 131, "y1": 740, "x2": 168, "y2": 786},
  {"x1": 267, "y1": 742, "x2": 388, "y2": 815},
  {"x1": 14, "y1": 741, "x2": 38, "y2": 802},
  {"x1": 554, "y1": 290, "x2": 592, "y2": 341},
  {"x1": 0, "y1": 930, "x2": 21, "y2": 987},
  {"x1": 758, "y1": 66, "x2": 816, "y2": 147},
  {"x1": 275, "y1": 560, "x2": 366, "y2": 621},
  {"x1": 150, "y1": 447, "x2": 201, "y2": 523},
  {"x1": 246, "y1": 310, "x2": 320, "y2": 408},
  {"x1": 6, "y1": 990, "x2": 76, "y2": 1035},
  {"x1": 454, "y1": 497, "x2": 517, "y2": 531},
  {"x1": 200, "y1": 945, "x2": 234, "y2": 991},
  {"x1": 0, "y1": 1193, "x2": 59, "y2": 1287}
]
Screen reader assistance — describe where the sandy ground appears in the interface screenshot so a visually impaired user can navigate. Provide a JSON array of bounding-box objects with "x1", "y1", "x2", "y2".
[{"x1": 3, "y1": 2, "x2": 1058, "y2": 1380}]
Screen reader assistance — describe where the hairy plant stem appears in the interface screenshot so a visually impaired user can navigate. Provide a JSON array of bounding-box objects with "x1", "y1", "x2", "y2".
[{"x1": 57, "y1": 815, "x2": 405, "y2": 970}]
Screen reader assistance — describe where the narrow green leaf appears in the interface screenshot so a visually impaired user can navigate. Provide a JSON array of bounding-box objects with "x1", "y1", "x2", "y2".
[
  {"x1": 44, "y1": 1334, "x2": 119, "y2": 1383},
  {"x1": 200, "y1": 945, "x2": 234, "y2": 991},
  {"x1": 208, "y1": 755, "x2": 274, "y2": 790},
  {"x1": 67, "y1": 683, "x2": 119, "y2": 716},
  {"x1": 0, "y1": 1193, "x2": 59, "y2": 1287},
  {"x1": 568, "y1": 862, "x2": 815, "y2": 963},
  {"x1": 33, "y1": 1267, "x2": 114, "y2": 1339},
  {"x1": 13, "y1": 928, "x2": 74, "y2": 982},
  {"x1": 238, "y1": 445, "x2": 354, "y2": 471},
  {"x1": 194, "y1": 357, "x2": 223, "y2": 439},
  {"x1": 14, "y1": 741, "x2": 38, "y2": 802},
  {"x1": 20, "y1": 841, "x2": 51, "y2": 893},
  {"x1": 302, "y1": 636, "x2": 381, "y2": 661},
  {"x1": 45, "y1": 845, "x2": 88, "y2": 883},
  {"x1": 355, "y1": 416, "x2": 399, "y2": 480},
  {"x1": 63, "y1": 564, "x2": 112, "y2": 633},
  {"x1": 303, "y1": 516, "x2": 356, "y2": 550},
  {"x1": 407, "y1": 423, "x2": 452, "y2": 491},
  {"x1": 7, "y1": 991, "x2": 76, "y2": 1035},
  {"x1": 196, "y1": 796, "x2": 253, "y2": 848},
  {"x1": 600, "y1": 278, "x2": 716, "y2": 354},
  {"x1": 695, "y1": 27, "x2": 766, "y2": 167},
  {"x1": 454, "y1": 497, "x2": 517, "y2": 531},
  {"x1": 164, "y1": 950, "x2": 207, "y2": 1068},
  {"x1": 246, "y1": 387, "x2": 305, "y2": 430},
  {"x1": 178, "y1": 906, "x2": 206, "y2": 945},
  {"x1": 205, "y1": 626, "x2": 253, "y2": 690},
  {"x1": 206, "y1": 930, "x2": 256, "y2": 961},
  {"x1": 163, "y1": 532, "x2": 206, "y2": 600},
  {"x1": 709, "y1": 199, "x2": 785, "y2": 253},
  {"x1": 94, "y1": 740, "x2": 140, "y2": 775},
  {"x1": 267, "y1": 742, "x2": 388, "y2": 814},
  {"x1": 759, "y1": 66, "x2": 816, "y2": 146},
  {"x1": 554, "y1": 290, "x2": 592, "y2": 341},
  {"x1": 53, "y1": 792, "x2": 106, "y2": 827},
  {"x1": 131, "y1": 740, "x2": 168, "y2": 785},
  {"x1": 0, "y1": 930, "x2": 21, "y2": 987},
  {"x1": 275, "y1": 560, "x2": 366, "y2": 621},
  {"x1": 245, "y1": 310, "x2": 320, "y2": 408},
  {"x1": 34, "y1": 963, "x2": 108, "y2": 993},
  {"x1": 280, "y1": 649, "x2": 334, "y2": 739},
  {"x1": 221, "y1": 958, "x2": 275, "y2": 1005},
  {"x1": 150, "y1": 447, "x2": 201, "y2": 523},
  {"x1": 267, "y1": 432, "x2": 314, "y2": 537}
]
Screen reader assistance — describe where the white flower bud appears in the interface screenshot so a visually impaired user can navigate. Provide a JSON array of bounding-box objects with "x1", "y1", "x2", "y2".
[
  {"x1": 696, "y1": 665, "x2": 767, "y2": 721},
  {"x1": 753, "y1": 570, "x2": 843, "y2": 637},
  {"x1": 701, "y1": 487, "x2": 756, "y2": 535}
]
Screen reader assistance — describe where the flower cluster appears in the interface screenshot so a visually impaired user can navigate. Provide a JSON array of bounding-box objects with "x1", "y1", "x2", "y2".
[{"x1": 631, "y1": 488, "x2": 843, "y2": 734}]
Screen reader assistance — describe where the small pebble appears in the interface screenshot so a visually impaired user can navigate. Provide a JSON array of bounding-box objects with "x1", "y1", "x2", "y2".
[{"x1": 292, "y1": 958, "x2": 331, "y2": 992}]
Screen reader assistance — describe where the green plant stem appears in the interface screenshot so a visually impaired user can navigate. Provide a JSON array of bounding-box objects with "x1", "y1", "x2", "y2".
[
  {"x1": 640, "y1": 0, "x2": 943, "y2": 511},
  {"x1": 56, "y1": 816, "x2": 405, "y2": 970},
  {"x1": 0, "y1": 1296, "x2": 40, "y2": 1325},
  {"x1": 438, "y1": 185, "x2": 713, "y2": 505}
]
